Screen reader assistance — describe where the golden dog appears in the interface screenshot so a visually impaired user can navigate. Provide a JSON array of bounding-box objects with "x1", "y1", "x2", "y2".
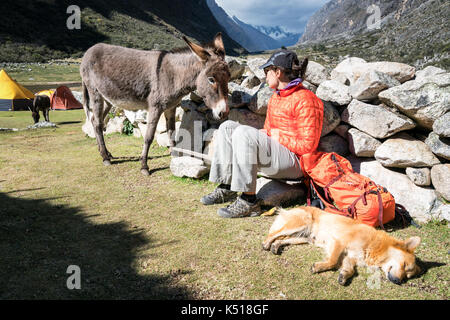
[{"x1": 262, "y1": 206, "x2": 421, "y2": 285}]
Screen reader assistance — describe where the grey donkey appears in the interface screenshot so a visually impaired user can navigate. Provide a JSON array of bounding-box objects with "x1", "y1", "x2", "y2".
[{"x1": 80, "y1": 33, "x2": 230, "y2": 175}]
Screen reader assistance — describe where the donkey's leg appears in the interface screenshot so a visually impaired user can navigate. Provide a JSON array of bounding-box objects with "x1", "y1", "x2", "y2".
[
  {"x1": 164, "y1": 107, "x2": 176, "y2": 149},
  {"x1": 44, "y1": 108, "x2": 50, "y2": 122},
  {"x1": 140, "y1": 107, "x2": 163, "y2": 175},
  {"x1": 102, "y1": 101, "x2": 114, "y2": 159},
  {"x1": 89, "y1": 89, "x2": 110, "y2": 165}
]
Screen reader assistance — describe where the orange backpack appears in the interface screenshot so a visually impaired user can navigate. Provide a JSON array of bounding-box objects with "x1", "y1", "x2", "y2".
[{"x1": 300, "y1": 152, "x2": 396, "y2": 229}]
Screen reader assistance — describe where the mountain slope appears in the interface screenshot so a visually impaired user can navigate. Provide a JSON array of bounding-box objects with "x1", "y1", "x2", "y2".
[
  {"x1": 206, "y1": 0, "x2": 282, "y2": 52},
  {"x1": 0, "y1": 0, "x2": 246, "y2": 63},
  {"x1": 295, "y1": 0, "x2": 449, "y2": 69},
  {"x1": 254, "y1": 25, "x2": 302, "y2": 48}
]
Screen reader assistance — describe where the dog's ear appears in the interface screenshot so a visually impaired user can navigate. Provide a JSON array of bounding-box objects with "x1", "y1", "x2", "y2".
[{"x1": 405, "y1": 236, "x2": 421, "y2": 253}]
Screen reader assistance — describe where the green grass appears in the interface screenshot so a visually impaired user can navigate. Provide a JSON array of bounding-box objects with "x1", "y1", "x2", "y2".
[
  {"x1": 3, "y1": 63, "x2": 81, "y2": 84},
  {"x1": 0, "y1": 110, "x2": 448, "y2": 299}
]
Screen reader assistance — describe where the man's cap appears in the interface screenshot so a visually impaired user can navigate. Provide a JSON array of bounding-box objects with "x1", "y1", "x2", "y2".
[{"x1": 259, "y1": 49, "x2": 298, "y2": 70}]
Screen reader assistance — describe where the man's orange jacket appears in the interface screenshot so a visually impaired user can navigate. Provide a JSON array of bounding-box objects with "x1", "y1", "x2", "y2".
[{"x1": 264, "y1": 83, "x2": 324, "y2": 165}]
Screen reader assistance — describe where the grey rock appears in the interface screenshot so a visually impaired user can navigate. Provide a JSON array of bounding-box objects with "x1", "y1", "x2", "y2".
[
  {"x1": 378, "y1": 73, "x2": 450, "y2": 130},
  {"x1": 334, "y1": 124, "x2": 350, "y2": 139},
  {"x1": 318, "y1": 133, "x2": 349, "y2": 156},
  {"x1": 316, "y1": 80, "x2": 352, "y2": 105},
  {"x1": 246, "y1": 57, "x2": 267, "y2": 80},
  {"x1": 341, "y1": 99, "x2": 416, "y2": 139},
  {"x1": 227, "y1": 108, "x2": 266, "y2": 129},
  {"x1": 366, "y1": 61, "x2": 415, "y2": 83},
  {"x1": 405, "y1": 167, "x2": 431, "y2": 187},
  {"x1": 431, "y1": 164, "x2": 450, "y2": 201},
  {"x1": 256, "y1": 177, "x2": 305, "y2": 207},
  {"x1": 226, "y1": 57, "x2": 246, "y2": 80},
  {"x1": 105, "y1": 116, "x2": 126, "y2": 135},
  {"x1": 430, "y1": 201, "x2": 450, "y2": 223},
  {"x1": 321, "y1": 101, "x2": 341, "y2": 137},
  {"x1": 124, "y1": 109, "x2": 147, "y2": 125},
  {"x1": 375, "y1": 133, "x2": 440, "y2": 168},
  {"x1": 170, "y1": 156, "x2": 209, "y2": 179},
  {"x1": 349, "y1": 70, "x2": 400, "y2": 101},
  {"x1": 425, "y1": 132, "x2": 450, "y2": 160},
  {"x1": 415, "y1": 66, "x2": 446, "y2": 80},
  {"x1": 248, "y1": 85, "x2": 274, "y2": 115},
  {"x1": 432, "y1": 112, "x2": 450, "y2": 138},
  {"x1": 301, "y1": 80, "x2": 317, "y2": 93},
  {"x1": 304, "y1": 61, "x2": 329, "y2": 86},
  {"x1": 348, "y1": 128, "x2": 382, "y2": 157},
  {"x1": 330, "y1": 57, "x2": 367, "y2": 86},
  {"x1": 174, "y1": 109, "x2": 207, "y2": 154},
  {"x1": 241, "y1": 73, "x2": 261, "y2": 89}
]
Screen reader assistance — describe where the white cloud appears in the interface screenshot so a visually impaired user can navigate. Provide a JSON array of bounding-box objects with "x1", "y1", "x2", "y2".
[{"x1": 215, "y1": 0, "x2": 330, "y2": 33}]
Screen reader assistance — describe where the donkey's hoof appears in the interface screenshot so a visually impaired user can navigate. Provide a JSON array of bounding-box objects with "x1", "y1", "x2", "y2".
[
  {"x1": 103, "y1": 159, "x2": 112, "y2": 166},
  {"x1": 140, "y1": 168, "x2": 150, "y2": 176}
]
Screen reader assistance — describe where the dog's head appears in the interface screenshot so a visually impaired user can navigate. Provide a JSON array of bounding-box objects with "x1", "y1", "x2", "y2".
[{"x1": 380, "y1": 236, "x2": 421, "y2": 285}]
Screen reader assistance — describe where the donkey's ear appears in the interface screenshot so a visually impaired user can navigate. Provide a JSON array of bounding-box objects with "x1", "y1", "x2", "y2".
[
  {"x1": 213, "y1": 32, "x2": 225, "y2": 58},
  {"x1": 183, "y1": 36, "x2": 210, "y2": 62}
]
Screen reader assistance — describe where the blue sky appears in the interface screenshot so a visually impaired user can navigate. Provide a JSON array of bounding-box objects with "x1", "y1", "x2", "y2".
[{"x1": 215, "y1": 0, "x2": 330, "y2": 33}]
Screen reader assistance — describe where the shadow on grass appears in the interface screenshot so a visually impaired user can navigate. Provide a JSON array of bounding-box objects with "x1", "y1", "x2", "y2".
[
  {"x1": 111, "y1": 155, "x2": 170, "y2": 165},
  {"x1": 0, "y1": 192, "x2": 193, "y2": 299},
  {"x1": 55, "y1": 121, "x2": 83, "y2": 125}
]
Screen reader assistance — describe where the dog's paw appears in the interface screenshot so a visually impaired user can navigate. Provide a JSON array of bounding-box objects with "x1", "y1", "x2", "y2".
[
  {"x1": 311, "y1": 263, "x2": 319, "y2": 274},
  {"x1": 270, "y1": 243, "x2": 281, "y2": 255},
  {"x1": 338, "y1": 273, "x2": 348, "y2": 286}
]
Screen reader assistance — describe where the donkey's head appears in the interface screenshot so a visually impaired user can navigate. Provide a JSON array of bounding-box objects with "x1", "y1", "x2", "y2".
[{"x1": 183, "y1": 33, "x2": 230, "y2": 120}]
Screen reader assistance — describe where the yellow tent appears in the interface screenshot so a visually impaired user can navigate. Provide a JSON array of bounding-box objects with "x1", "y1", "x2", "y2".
[
  {"x1": 36, "y1": 89, "x2": 55, "y2": 98},
  {"x1": 0, "y1": 69, "x2": 35, "y2": 111}
]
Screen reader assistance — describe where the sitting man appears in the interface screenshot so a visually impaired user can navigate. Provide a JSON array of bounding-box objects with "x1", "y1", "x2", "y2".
[{"x1": 201, "y1": 49, "x2": 324, "y2": 218}]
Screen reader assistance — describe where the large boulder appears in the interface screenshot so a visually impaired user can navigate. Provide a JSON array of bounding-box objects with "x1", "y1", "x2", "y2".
[
  {"x1": 431, "y1": 164, "x2": 450, "y2": 201},
  {"x1": 104, "y1": 116, "x2": 126, "y2": 135},
  {"x1": 350, "y1": 157, "x2": 437, "y2": 223},
  {"x1": 425, "y1": 132, "x2": 450, "y2": 160},
  {"x1": 241, "y1": 73, "x2": 261, "y2": 89},
  {"x1": 349, "y1": 70, "x2": 400, "y2": 101},
  {"x1": 415, "y1": 65, "x2": 446, "y2": 80},
  {"x1": 227, "y1": 108, "x2": 266, "y2": 129},
  {"x1": 432, "y1": 112, "x2": 450, "y2": 138},
  {"x1": 316, "y1": 80, "x2": 352, "y2": 105},
  {"x1": 331, "y1": 58, "x2": 415, "y2": 86},
  {"x1": 378, "y1": 73, "x2": 450, "y2": 129},
  {"x1": 304, "y1": 61, "x2": 328, "y2": 86},
  {"x1": 174, "y1": 109, "x2": 207, "y2": 154},
  {"x1": 226, "y1": 56, "x2": 246, "y2": 81},
  {"x1": 255, "y1": 177, "x2": 305, "y2": 207},
  {"x1": 318, "y1": 134, "x2": 349, "y2": 156},
  {"x1": 248, "y1": 85, "x2": 274, "y2": 115},
  {"x1": 123, "y1": 109, "x2": 147, "y2": 125},
  {"x1": 341, "y1": 99, "x2": 416, "y2": 139},
  {"x1": 374, "y1": 133, "x2": 441, "y2": 168},
  {"x1": 366, "y1": 62, "x2": 415, "y2": 84},
  {"x1": 321, "y1": 101, "x2": 341, "y2": 137},
  {"x1": 347, "y1": 128, "x2": 382, "y2": 157},
  {"x1": 330, "y1": 57, "x2": 367, "y2": 85},
  {"x1": 246, "y1": 57, "x2": 267, "y2": 80},
  {"x1": 170, "y1": 156, "x2": 209, "y2": 179}
]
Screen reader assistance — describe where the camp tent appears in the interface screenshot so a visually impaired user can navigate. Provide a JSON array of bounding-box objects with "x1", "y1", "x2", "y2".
[
  {"x1": 50, "y1": 86, "x2": 82, "y2": 110},
  {"x1": 36, "y1": 89, "x2": 54, "y2": 99},
  {"x1": 0, "y1": 69, "x2": 34, "y2": 111}
]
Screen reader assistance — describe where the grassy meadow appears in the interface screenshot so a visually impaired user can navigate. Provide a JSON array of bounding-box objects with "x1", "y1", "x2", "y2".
[{"x1": 0, "y1": 110, "x2": 448, "y2": 299}]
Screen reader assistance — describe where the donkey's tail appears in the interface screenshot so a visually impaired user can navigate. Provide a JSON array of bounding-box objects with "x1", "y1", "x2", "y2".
[{"x1": 82, "y1": 81, "x2": 91, "y2": 121}]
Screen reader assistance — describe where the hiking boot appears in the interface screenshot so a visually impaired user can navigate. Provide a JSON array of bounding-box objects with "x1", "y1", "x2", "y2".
[
  {"x1": 200, "y1": 186, "x2": 237, "y2": 205},
  {"x1": 217, "y1": 196, "x2": 262, "y2": 218}
]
